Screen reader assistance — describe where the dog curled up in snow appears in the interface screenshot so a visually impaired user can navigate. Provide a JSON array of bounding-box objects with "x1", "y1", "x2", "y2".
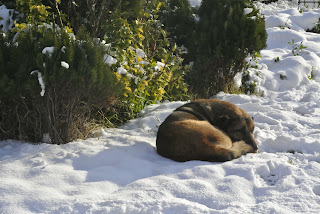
[{"x1": 156, "y1": 99, "x2": 258, "y2": 162}]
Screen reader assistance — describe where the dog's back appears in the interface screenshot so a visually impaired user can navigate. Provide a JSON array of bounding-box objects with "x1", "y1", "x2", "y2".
[{"x1": 156, "y1": 99, "x2": 258, "y2": 162}]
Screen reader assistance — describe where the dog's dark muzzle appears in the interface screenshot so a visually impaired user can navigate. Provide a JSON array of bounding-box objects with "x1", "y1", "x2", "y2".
[{"x1": 247, "y1": 133, "x2": 259, "y2": 152}]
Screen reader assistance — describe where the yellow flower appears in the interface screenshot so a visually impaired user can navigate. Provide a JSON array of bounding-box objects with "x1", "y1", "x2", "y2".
[
  {"x1": 124, "y1": 64, "x2": 130, "y2": 70},
  {"x1": 65, "y1": 26, "x2": 73, "y2": 33},
  {"x1": 158, "y1": 87, "x2": 165, "y2": 95},
  {"x1": 125, "y1": 86, "x2": 132, "y2": 94},
  {"x1": 115, "y1": 73, "x2": 121, "y2": 80},
  {"x1": 15, "y1": 23, "x2": 28, "y2": 31}
]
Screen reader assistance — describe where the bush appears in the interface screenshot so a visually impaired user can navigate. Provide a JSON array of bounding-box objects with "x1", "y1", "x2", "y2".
[
  {"x1": 0, "y1": 0, "x2": 190, "y2": 138},
  {"x1": 0, "y1": 26, "x2": 123, "y2": 144},
  {"x1": 103, "y1": 3, "x2": 189, "y2": 120},
  {"x1": 46, "y1": 0, "x2": 146, "y2": 38},
  {"x1": 185, "y1": 0, "x2": 267, "y2": 98},
  {"x1": 160, "y1": 0, "x2": 196, "y2": 49},
  {"x1": 0, "y1": 0, "x2": 16, "y2": 9}
]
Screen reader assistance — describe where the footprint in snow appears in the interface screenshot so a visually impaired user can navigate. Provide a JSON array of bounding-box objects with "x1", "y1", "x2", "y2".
[
  {"x1": 26, "y1": 158, "x2": 47, "y2": 168},
  {"x1": 313, "y1": 185, "x2": 320, "y2": 196},
  {"x1": 27, "y1": 153, "x2": 47, "y2": 168},
  {"x1": 255, "y1": 160, "x2": 292, "y2": 186}
]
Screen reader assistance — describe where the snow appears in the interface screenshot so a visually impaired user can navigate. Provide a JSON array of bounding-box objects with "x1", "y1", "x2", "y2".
[
  {"x1": 42, "y1": 46, "x2": 55, "y2": 57},
  {"x1": 117, "y1": 66, "x2": 128, "y2": 75},
  {"x1": 0, "y1": 5, "x2": 14, "y2": 32},
  {"x1": 1, "y1": 1, "x2": 320, "y2": 213},
  {"x1": 188, "y1": 0, "x2": 202, "y2": 8},
  {"x1": 136, "y1": 48, "x2": 146, "y2": 59},
  {"x1": 61, "y1": 61, "x2": 69, "y2": 69},
  {"x1": 155, "y1": 61, "x2": 165, "y2": 71},
  {"x1": 264, "y1": 8, "x2": 320, "y2": 31},
  {"x1": 244, "y1": 8, "x2": 254, "y2": 15},
  {"x1": 30, "y1": 70, "x2": 45, "y2": 97},
  {"x1": 104, "y1": 54, "x2": 117, "y2": 65}
]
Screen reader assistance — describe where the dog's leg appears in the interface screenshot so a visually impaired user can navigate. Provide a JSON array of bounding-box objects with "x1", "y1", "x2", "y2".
[
  {"x1": 230, "y1": 140, "x2": 255, "y2": 156},
  {"x1": 204, "y1": 141, "x2": 254, "y2": 162}
]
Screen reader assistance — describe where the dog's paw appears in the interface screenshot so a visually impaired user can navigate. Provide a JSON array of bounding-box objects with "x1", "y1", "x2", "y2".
[{"x1": 232, "y1": 141, "x2": 255, "y2": 155}]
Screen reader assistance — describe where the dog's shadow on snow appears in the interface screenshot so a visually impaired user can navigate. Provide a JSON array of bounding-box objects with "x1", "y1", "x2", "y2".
[{"x1": 71, "y1": 129, "x2": 207, "y2": 186}]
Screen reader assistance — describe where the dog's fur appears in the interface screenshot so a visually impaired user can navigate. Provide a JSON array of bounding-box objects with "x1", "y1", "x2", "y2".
[{"x1": 156, "y1": 99, "x2": 258, "y2": 162}]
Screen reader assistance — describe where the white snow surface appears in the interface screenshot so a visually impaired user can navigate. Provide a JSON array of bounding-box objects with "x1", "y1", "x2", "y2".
[
  {"x1": 117, "y1": 66, "x2": 129, "y2": 76},
  {"x1": 1, "y1": 1, "x2": 320, "y2": 213},
  {"x1": 61, "y1": 61, "x2": 69, "y2": 69},
  {"x1": 42, "y1": 47, "x2": 55, "y2": 57},
  {"x1": 188, "y1": 0, "x2": 202, "y2": 8},
  {"x1": 244, "y1": 8, "x2": 254, "y2": 16},
  {"x1": 104, "y1": 54, "x2": 117, "y2": 65},
  {"x1": 30, "y1": 70, "x2": 45, "y2": 97},
  {"x1": 0, "y1": 5, "x2": 14, "y2": 32}
]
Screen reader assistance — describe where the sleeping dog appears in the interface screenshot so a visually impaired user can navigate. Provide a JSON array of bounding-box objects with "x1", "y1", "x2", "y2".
[{"x1": 156, "y1": 99, "x2": 258, "y2": 162}]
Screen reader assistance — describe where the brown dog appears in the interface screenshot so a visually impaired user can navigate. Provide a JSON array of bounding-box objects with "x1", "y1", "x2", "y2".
[{"x1": 156, "y1": 99, "x2": 258, "y2": 162}]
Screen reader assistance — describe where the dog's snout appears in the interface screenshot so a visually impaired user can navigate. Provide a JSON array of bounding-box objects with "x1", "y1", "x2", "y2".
[
  {"x1": 247, "y1": 133, "x2": 259, "y2": 150},
  {"x1": 252, "y1": 143, "x2": 259, "y2": 150}
]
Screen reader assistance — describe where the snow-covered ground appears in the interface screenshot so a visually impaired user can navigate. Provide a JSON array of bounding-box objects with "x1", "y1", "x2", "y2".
[{"x1": 1, "y1": 0, "x2": 320, "y2": 213}]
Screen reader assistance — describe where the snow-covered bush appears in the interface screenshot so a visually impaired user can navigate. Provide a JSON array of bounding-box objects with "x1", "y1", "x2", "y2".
[
  {"x1": 0, "y1": 27, "x2": 123, "y2": 144},
  {"x1": 186, "y1": 0, "x2": 267, "y2": 98},
  {"x1": 0, "y1": 0, "x2": 189, "y2": 132}
]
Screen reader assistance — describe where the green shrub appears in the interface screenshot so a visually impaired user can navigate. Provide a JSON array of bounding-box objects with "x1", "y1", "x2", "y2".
[
  {"x1": 160, "y1": 0, "x2": 196, "y2": 50},
  {"x1": 49, "y1": 0, "x2": 146, "y2": 38},
  {"x1": 186, "y1": 0, "x2": 267, "y2": 98},
  {"x1": 103, "y1": 3, "x2": 189, "y2": 120},
  {"x1": 0, "y1": 26, "x2": 123, "y2": 144},
  {"x1": 15, "y1": 0, "x2": 51, "y2": 25},
  {"x1": 0, "y1": 0, "x2": 16, "y2": 9},
  {"x1": 1, "y1": 0, "x2": 190, "y2": 133},
  {"x1": 308, "y1": 18, "x2": 320, "y2": 33}
]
